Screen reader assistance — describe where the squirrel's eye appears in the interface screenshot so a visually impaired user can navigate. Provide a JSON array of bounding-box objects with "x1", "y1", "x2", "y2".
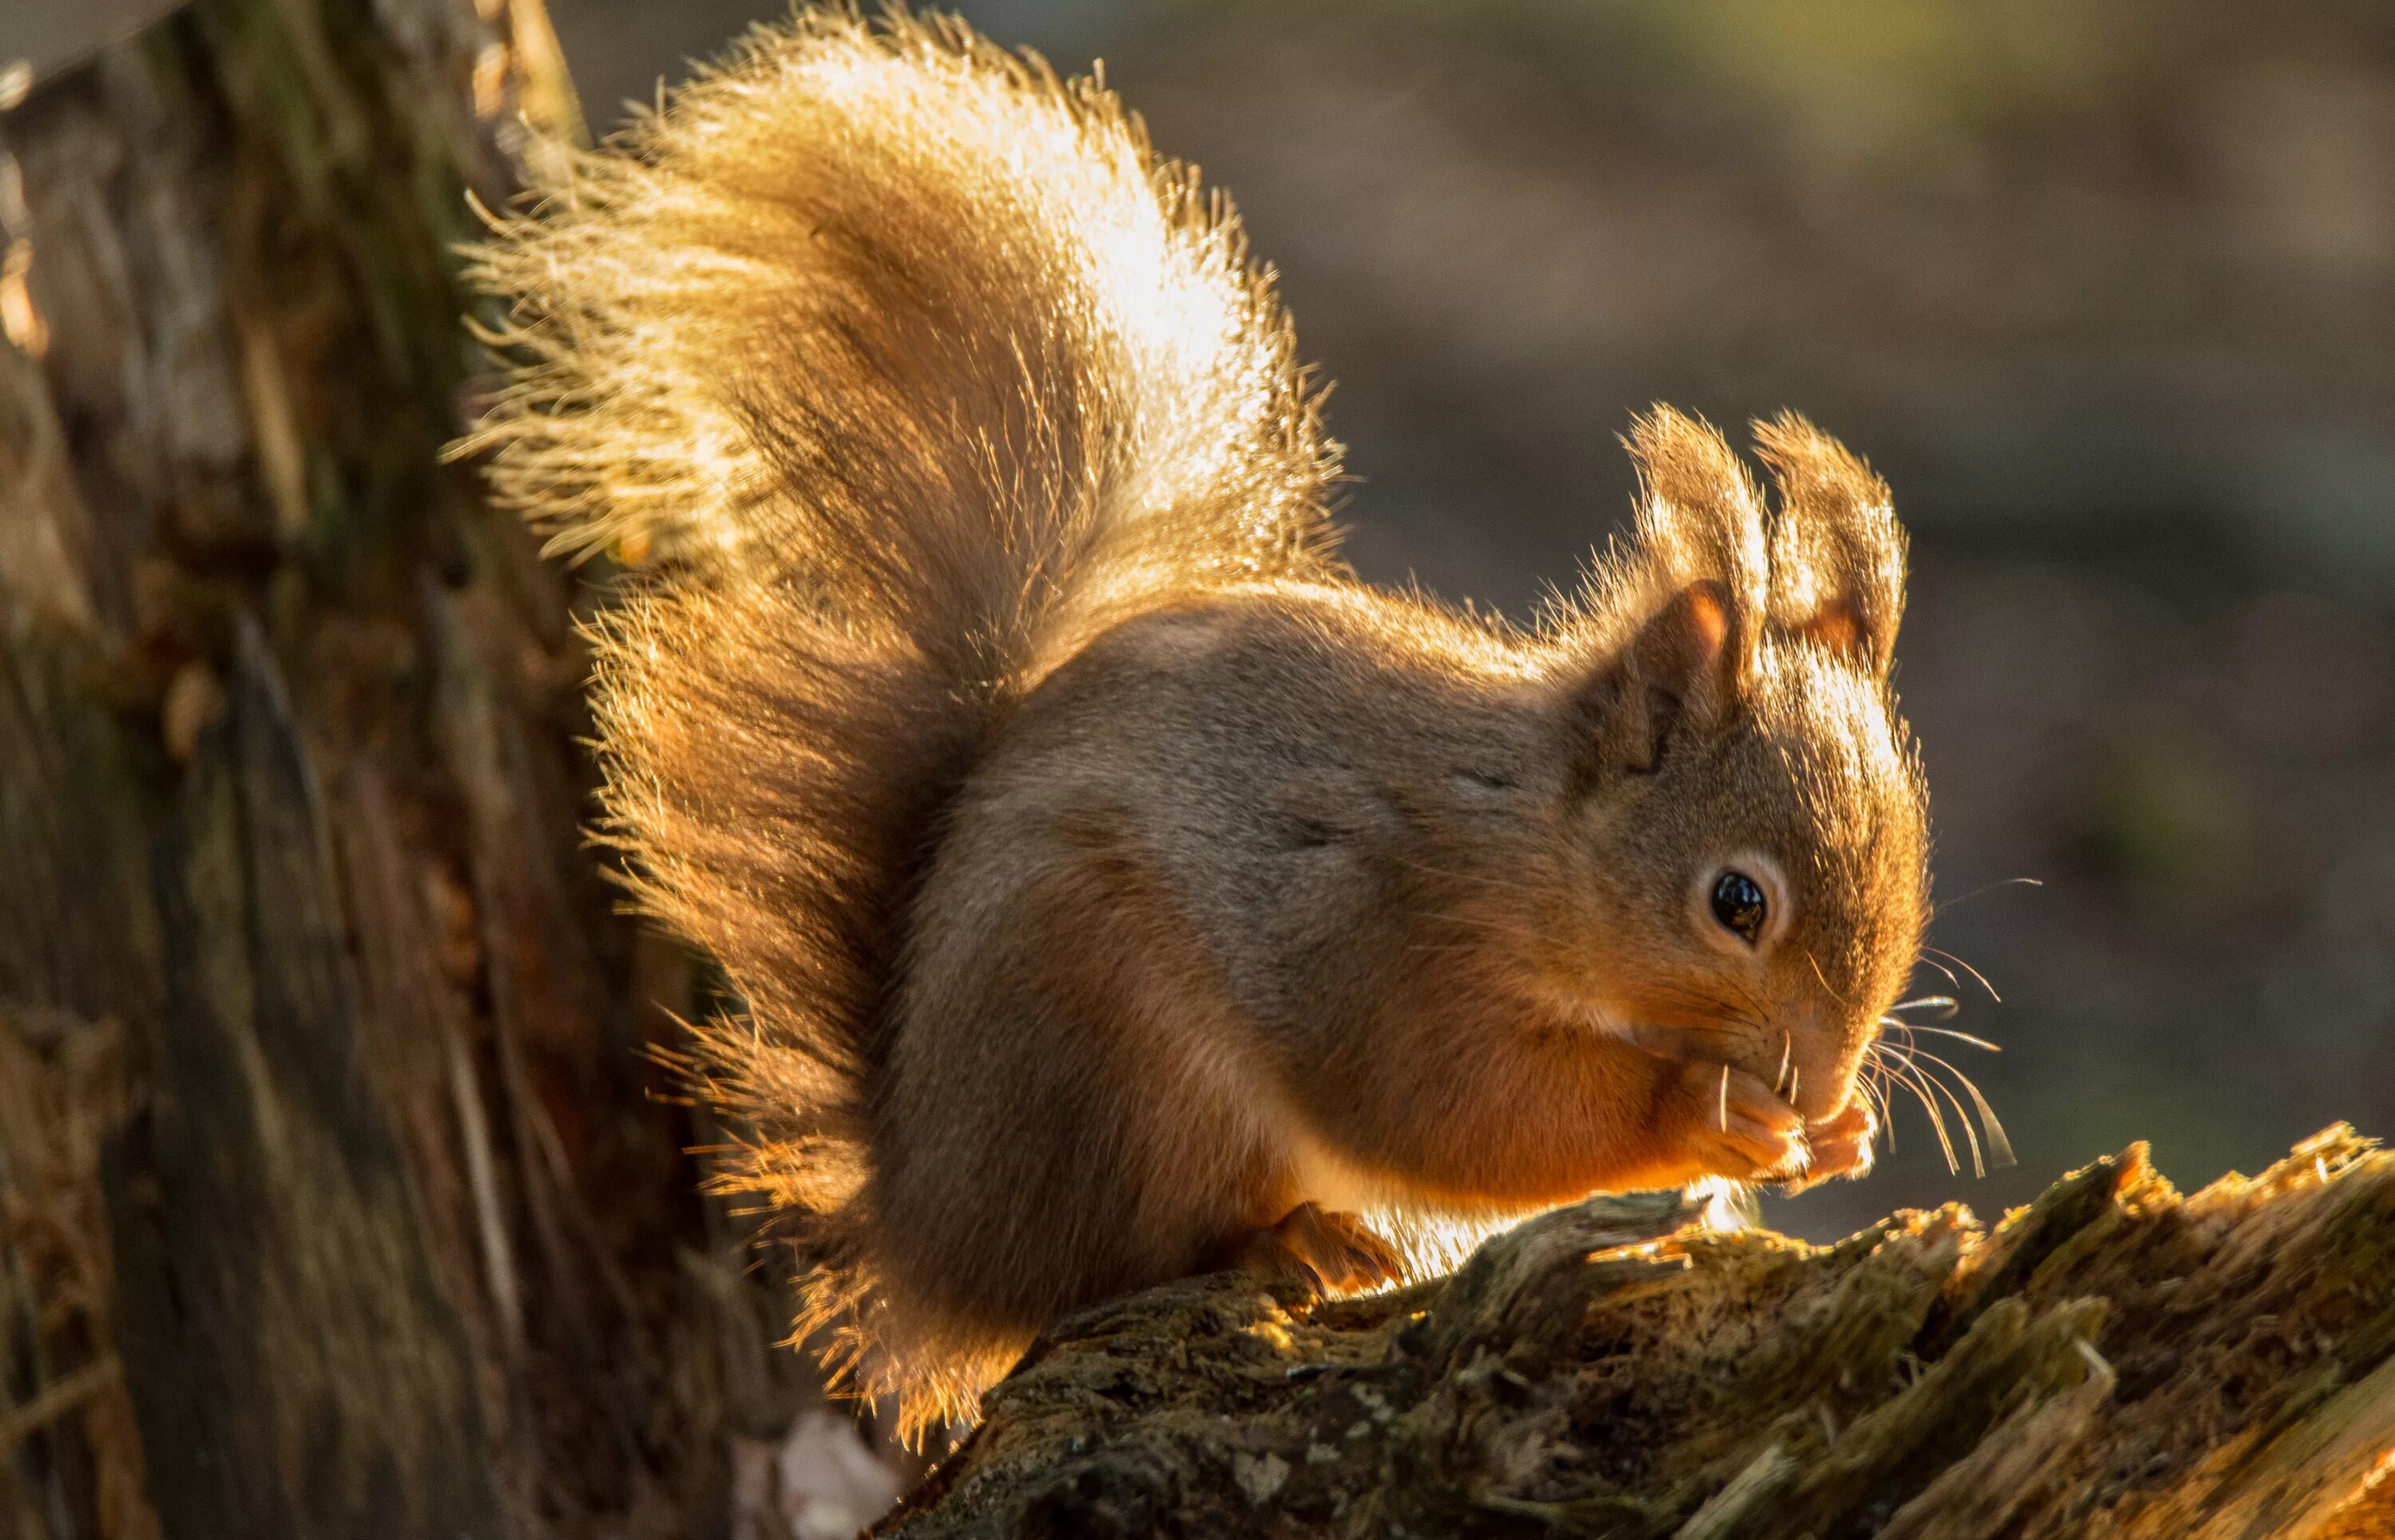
[{"x1": 1710, "y1": 870, "x2": 1768, "y2": 944}]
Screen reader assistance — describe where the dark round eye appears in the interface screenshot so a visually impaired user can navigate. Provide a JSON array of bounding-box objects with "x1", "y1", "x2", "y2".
[{"x1": 1710, "y1": 870, "x2": 1768, "y2": 944}]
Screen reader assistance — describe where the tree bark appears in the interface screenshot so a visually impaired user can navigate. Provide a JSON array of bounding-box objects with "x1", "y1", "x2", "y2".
[
  {"x1": 881, "y1": 1130, "x2": 2395, "y2": 1539},
  {"x1": 0, "y1": 4, "x2": 828, "y2": 1538}
]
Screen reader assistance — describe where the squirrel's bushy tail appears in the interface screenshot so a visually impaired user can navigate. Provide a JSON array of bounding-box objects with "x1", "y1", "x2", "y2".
[{"x1": 465, "y1": 6, "x2": 1340, "y2": 1433}]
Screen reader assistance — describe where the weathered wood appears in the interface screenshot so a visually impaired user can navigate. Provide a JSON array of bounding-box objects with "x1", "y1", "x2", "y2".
[
  {"x1": 0, "y1": 2, "x2": 826, "y2": 1538},
  {"x1": 105, "y1": 620, "x2": 501, "y2": 1539},
  {"x1": 884, "y1": 1130, "x2": 2395, "y2": 1538},
  {"x1": 0, "y1": 619, "x2": 166, "y2": 1540}
]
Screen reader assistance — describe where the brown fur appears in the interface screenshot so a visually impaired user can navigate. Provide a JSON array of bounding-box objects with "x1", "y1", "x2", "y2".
[{"x1": 463, "y1": 6, "x2": 1929, "y2": 1440}]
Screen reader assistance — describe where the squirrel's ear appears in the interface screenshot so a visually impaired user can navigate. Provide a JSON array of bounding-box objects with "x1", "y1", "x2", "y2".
[
  {"x1": 1570, "y1": 410, "x2": 1766, "y2": 779},
  {"x1": 1621, "y1": 406, "x2": 1766, "y2": 687},
  {"x1": 1754, "y1": 413, "x2": 1906, "y2": 677},
  {"x1": 1593, "y1": 580, "x2": 1738, "y2": 774}
]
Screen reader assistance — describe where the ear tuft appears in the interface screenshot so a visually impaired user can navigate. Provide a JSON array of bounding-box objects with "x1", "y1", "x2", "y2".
[
  {"x1": 1753, "y1": 412, "x2": 1906, "y2": 675},
  {"x1": 1618, "y1": 406, "x2": 1768, "y2": 682},
  {"x1": 1559, "y1": 410, "x2": 1766, "y2": 782}
]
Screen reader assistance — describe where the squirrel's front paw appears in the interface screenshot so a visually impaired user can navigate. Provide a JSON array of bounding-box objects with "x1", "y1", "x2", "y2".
[
  {"x1": 1665, "y1": 1061, "x2": 1810, "y2": 1183},
  {"x1": 1779, "y1": 1101, "x2": 1877, "y2": 1193}
]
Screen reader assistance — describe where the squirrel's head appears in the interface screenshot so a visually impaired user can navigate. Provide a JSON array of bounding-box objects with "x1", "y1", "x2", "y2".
[{"x1": 1544, "y1": 409, "x2": 1928, "y2": 1125}]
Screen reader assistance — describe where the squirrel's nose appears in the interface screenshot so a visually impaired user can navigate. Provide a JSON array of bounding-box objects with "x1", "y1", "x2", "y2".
[{"x1": 1783, "y1": 1021, "x2": 1871, "y2": 1121}]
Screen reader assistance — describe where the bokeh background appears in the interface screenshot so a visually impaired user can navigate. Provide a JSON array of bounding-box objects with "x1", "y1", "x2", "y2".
[
  {"x1": 16, "y1": 0, "x2": 2389, "y2": 1241},
  {"x1": 547, "y1": 0, "x2": 2395, "y2": 1241}
]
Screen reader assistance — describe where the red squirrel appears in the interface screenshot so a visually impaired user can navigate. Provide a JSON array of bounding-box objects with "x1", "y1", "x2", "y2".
[{"x1": 465, "y1": 6, "x2": 1926, "y2": 1439}]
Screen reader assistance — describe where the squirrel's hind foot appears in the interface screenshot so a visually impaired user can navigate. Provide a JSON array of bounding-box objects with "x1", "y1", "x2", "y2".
[{"x1": 1221, "y1": 1202, "x2": 1404, "y2": 1297}]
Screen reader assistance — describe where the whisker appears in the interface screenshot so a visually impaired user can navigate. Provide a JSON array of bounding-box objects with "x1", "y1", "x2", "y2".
[
  {"x1": 1870, "y1": 1042, "x2": 1959, "y2": 1175},
  {"x1": 1804, "y1": 951, "x2": 1851, "y2": 1007},
  {"x1": 1912, "y1": 954, "x2": 1962, "y2": 990},
  {"x1": 1776, "y1": 1031, "x2": 1792, "y2": 1097},
  {"x1": 1898, "y1": 1059, "x2": 1961, "y2": 1175},
  {"x1": 1888, "y1": 995, "x2": 1960, "y2": 1021},
  {"x1": 1878, "y1": 1059, "x2": 1905, "y2": 1152},
  {"x1": 1880, "y1": 1017, "x2": 2004, "y2": 1059},
  {"x1": 1860, "y1": 1069, "x2": 1894, "y2": 1150},
  {"x1": 1883, "y1": 1035, "x2": 2009, "y2": 1178},
  {"x1": 1858, "y1": 1062, "x2": 1894, "y2": 1153},
  {"x1": 1934, "y1": 876, "x2": 2045, "y2": 913},
  {"x1": 1720, "y1": 973, "x2": 1776, "y2": 1024},
  {"x1": 1922, "y1": 946, "x2": 2001, "y2": 1004},
  {"x1": 1891, "y1": 1023, "x2": 2003, "y2": 1054},
  {"x1": 1901, "y1": 1047, "x2": 2017, "y2": 1170},
  {"x1": 1912, "y1": 1055, "x2": 1987, "y2": 1178}
]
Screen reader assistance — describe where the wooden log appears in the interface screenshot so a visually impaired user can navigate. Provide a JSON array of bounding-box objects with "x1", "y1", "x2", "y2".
[{"x1": 882, "y1": 1130, "x2": 2395, "y2": 1538}]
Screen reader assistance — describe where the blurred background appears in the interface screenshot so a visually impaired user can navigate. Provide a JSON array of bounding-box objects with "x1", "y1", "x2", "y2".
[
  {"x1": 540, "y1": 0, "x2": 2395, "y2": 1241},
  {"x1": 18, "y1": 0, "x2": 2393, "y2": 1239}
]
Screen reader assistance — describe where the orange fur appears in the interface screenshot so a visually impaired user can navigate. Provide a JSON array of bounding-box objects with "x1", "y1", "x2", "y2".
[{"x1": 465, "y1": 6, "x2": 1930, "y2": 1442}]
